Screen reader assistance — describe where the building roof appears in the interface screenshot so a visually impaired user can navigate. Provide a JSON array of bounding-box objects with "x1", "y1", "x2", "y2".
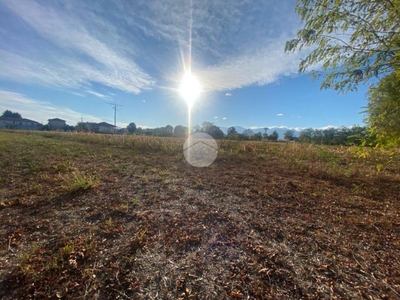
[
  {"x1": 48, "y1": 118, "x2": 66, "y2": 122},
  {"x1": 98, "y1": 122, "x2": 115, "y2": 127},
  {"x1": 0, "y1": 117, "x2": 41, "y2": 124}
]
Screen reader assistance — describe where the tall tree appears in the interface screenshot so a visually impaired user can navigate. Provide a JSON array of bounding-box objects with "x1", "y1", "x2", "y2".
[
  {"x1": 227, "y1": 126, "x2": 237, "y2": 136},
  {"x1": 174, "y1": 125, "x2": 187, "y2": 138},
  {"x1": 165, "y1": 125, "x2": 174, "y2": 136},
  {"x1": 127, "y1": 122, "x2": 137, "y2": 134},
  {"x1": 267, "y1": 130, "x2": 279, "y2": 142},
  {"x1": 286, "y1": 0, "x2": 400, "y2": 92},
  {"x1": 299, "y1": 128, "x2": 314, "y2": 143},
  {"x1": 227, "y1": 127, "x2": 238, "y2": 140},
  {"x1": 1, "y1": 110, "x2": 22, "y2": 118},
  {"x1": 284, "y1": 129, "x2": 295, "y2": 141},
  {"x1": 366, "y1": 72, "x2": 400, "y2": 146}
]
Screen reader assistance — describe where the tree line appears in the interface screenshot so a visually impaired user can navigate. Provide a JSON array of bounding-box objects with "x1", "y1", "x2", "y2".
[
  {"x1": 1, "y1": 109, "x2": 368, "y2": 145},
  {"x1": 286, "y1": 0, "x2": 400, "y2": 147},
  {"x1": 128, "y1": 119, "x2": 368, "y2": 146}
]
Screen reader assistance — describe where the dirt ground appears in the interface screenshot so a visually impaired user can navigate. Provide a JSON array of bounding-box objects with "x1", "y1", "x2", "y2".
[{"x1": 0, "y1": 131, "x2": 399, "y2": 299}]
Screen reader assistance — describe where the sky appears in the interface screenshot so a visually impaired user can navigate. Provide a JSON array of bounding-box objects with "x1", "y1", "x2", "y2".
[{"x1": 0, "y1": 0, "x2": 369, "y2": 130}]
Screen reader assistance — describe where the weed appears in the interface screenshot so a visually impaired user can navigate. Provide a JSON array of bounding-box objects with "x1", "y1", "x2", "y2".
[
  {"x1": 69, "y1": 172, "x2": 99, "y2": 192},
  {"x1": 131, "y1": 197, "x2": 140, "y2": 205},
  {"x1": 140, "y1": 175, "x2": 148, "y2": 184}
]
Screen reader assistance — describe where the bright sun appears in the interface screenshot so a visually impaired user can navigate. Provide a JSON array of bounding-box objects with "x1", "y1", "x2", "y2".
[{"x1": 179, "y1": 71, "x2": 201, "y2": 108}]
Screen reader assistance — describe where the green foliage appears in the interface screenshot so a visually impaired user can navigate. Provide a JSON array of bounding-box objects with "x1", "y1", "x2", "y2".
[
  {"x1": 76, "y1": 122, "x2": 91, "y2": 132},
  {"x1": 173, "y1": 125, "x2": 187, "y2": 138},
  {"x1": 1, "y1": 110, "x2": 22, "y2": 118},
  {"x1": 365, "y1": 72, "x2": 400, "y2": 146},
  {"x1": 227, "y1": 127, "x2": 239, "y2": 140},
  {"x1": 69, "y1": 172, "x2": 98, "y2": 192},
  {"x1": 286, "y1": 0, "x2": 400, "y2": 92},
  {"x1": 267, "y1": 130, "x2": 279, "y2": 142},
  {"x1": 127, "y1": 122, "x2": 137, "y2": 134},
  {"x1": 284, "y1": 129, "x2": 295, "y2": 141},
  {"x1": 200, "y1": 122, "x2": 225, "y2": 139},
  {"x1": 299, "y1": 126, "x2": 368, "y2": 145}
]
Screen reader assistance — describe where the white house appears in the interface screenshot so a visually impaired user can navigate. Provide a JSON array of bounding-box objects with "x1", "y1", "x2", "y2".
[
  {"x1": 97, "y1": 122, "x2": 115, "y2": 134},
  {"x1": 0, "y1": 117, "x2": 41, "y2": 130},
  {"x1": 48, "y1": 118, "x2": 66, "y2": 130},
  {"x1": 79, "y1": 122, "x2": 115, "y2": 133}
]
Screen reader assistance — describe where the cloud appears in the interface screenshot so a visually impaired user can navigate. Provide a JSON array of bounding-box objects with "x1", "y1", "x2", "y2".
[
  {"x1": 277, "y1": 113, "x2": 283, "y2": 116},
  {"x1": 142, "y1": 100, "x2": 146, "y2": 103},
  {"x1": 0, "y1": 0, "x2": 155, "y2": 94},
  {"x1": 196, "y1": 37, "x2": 305, "y2": 91},
  {"x1": 85, "y1": 90, "x2": 110, "y2": 100},
  {"x1": 0, "y1": 89, "x2": 103, "y2": 125},
  {"x1": 318, "y1": 125, "x2": 337, "y2": 130},
  {"x1": 0, "y1": 0, "x2": 305, "y2": 96},
  {"x1": 222, "y1": 117, "x2": 227, "y2": 120}
]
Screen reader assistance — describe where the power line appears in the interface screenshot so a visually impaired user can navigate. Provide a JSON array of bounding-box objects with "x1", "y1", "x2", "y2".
[{"x1": 107, "y1": 101, "x2": 124, "y2": 133}]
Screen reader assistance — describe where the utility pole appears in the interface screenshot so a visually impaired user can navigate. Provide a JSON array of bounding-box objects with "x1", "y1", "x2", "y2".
[{"x1": 108, "y1": 102, "x2": 124, "y2": 133}]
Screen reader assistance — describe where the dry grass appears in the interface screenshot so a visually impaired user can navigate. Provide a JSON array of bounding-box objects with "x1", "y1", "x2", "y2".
[{"x1": 0, "y1": 130, "x2": 399, "y2": 299}]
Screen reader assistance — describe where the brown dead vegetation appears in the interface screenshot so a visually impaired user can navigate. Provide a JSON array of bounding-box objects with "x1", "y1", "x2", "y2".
[{"x1": 0, "y1": 130, "x2": 399, "y2": 299}]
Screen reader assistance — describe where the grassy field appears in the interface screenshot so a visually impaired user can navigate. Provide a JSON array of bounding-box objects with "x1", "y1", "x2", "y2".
[{"x1": 0, "y1": 130, "x2": 399, "y2": 299}]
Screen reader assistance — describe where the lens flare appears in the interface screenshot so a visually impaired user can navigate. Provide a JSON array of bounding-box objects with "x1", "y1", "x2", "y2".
[{"x1": 179, "y1": 71, "x2": 201, "y2": 109}]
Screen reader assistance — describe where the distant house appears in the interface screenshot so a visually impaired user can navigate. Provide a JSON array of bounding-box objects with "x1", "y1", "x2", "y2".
[
  {"x1": 97, "y1": 122, "x2": 115, "y2": 134},
  {"x1": 48, "y1": 118, "x2": 66, "y2": 130},
  {"x1": 80, "y1": 122, "x2": 115, "y2": 134},
  {"x1": 0, "y1": 117, "x2": 41, "y2": 130}
]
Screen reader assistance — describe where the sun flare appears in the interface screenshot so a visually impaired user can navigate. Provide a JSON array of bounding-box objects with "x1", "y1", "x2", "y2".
[{"x1": 179, "y1": 71, "x2": 201, "y2": 108}]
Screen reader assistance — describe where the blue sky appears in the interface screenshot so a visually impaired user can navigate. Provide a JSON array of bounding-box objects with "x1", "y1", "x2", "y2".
[{"x1": 0, "y1": 0, "x2": 368, "y2": 130}]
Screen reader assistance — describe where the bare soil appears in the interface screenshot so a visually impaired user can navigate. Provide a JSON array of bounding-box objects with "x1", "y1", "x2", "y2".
[{"x1": 0, "y1": 131, "x2": 399, "y2": 299}]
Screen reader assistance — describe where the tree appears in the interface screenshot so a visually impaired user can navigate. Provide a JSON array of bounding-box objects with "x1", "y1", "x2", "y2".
[
  {"x1": 227, "y1": 127, "x2": 238, "y2": 140},
  {"x1": 285, "y1": 0, "x2": 400, "y2": 93},
  {"x1": 227, "y1": 126, "x2": 237, "y2": 136},
  {"x1": 208, "y1": 125, "x2": 225, "y2": 139},
  {"x1": 284, "y1": 129, "x2": 295, "y2": 141},
  {"x1": 136, "y1": 127, "x2": 144, "y2": 135},
  {"x1": 165, "y1": 125, "x2": 174, "y2": 136},
  {"x1": 174, "y1": 125, "x2": 187, "y2": 138},
  {"x1": 200, "y1": 121, "x2": 225, "y2": 139},
  {"x1": 299, "y1": 128, "x2": 314, "y2": 143},
  {"x1": 251, "y1": 132, "x2": 262, "y2": 141},
  {"x1": 267, "y1": 130, "x2": 279, "y2": 142},
  {"x1": 127, "y1": 122, "x2": 137, "y2": 134},
  {"x1": 76, "y1": 122, "x2": 91, "y2": 132},
  {"x1": 40, "y1": 124, "x2": 49, "y2": 131},
  {"x1": 201, "y1": 121, "x2": 214, "y2": 133},
  {"x1": 64, "y1": 125, "x2": 75, "y2": 132},
  {"x1": 1, "y1": 110, "x2": 22, "y2": 118},
  {"x1": 366, "y1": 72, "x2": 400, "y2": 146}
]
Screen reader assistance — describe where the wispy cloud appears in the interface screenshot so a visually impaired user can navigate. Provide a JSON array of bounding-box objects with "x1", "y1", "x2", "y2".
[
  {"x1": 277, "y1": 113, "x2": 283, "y2": 116},
  {"x1": 85, "y1": 90, "x2": 110, "y2": 100},
  {"x1": 197, "y1": 38, "x2": 304, "y2": 92},
  {"x1": 222, "y1": 117, "x2": 227, "y2": 120},
  {"x1": 0, "y1": 0, "x2": 304, "y2": 95},
  {"x1": 0, "y1": 89, "x2": 103, "y2": 125},
  {"x1": 0, "y1": 0, "x2": 155, "y2": 94}
]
